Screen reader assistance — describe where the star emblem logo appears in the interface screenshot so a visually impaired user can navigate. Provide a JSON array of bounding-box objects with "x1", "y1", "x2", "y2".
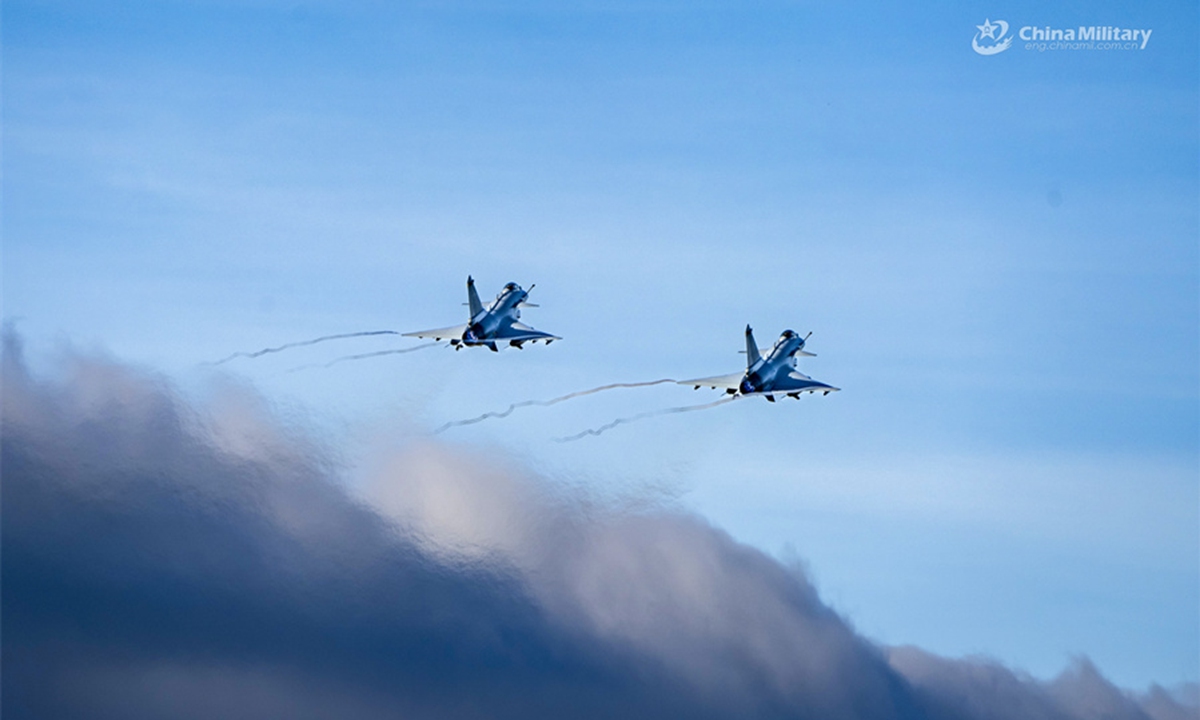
[
  {"x1": 972, "y1": 18, "x2": 1012, "y2": 56},
  {"x1": 977, "y1": 19, "x2": 1000, "y2": 40}
]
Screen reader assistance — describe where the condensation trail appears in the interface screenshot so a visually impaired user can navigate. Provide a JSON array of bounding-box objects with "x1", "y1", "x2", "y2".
[
  {"x1": 553, "y1": 395, "x2": 740, "y2": 443},
  {"x1": 433, "y1": 379, "x2": 678, "y2": 434},
  {"x1": 284, "y1": 342, "x2": 438, "y2": 373},
  {"x1": 206, "y1": 331, "x2": 400, "y2": 366}
]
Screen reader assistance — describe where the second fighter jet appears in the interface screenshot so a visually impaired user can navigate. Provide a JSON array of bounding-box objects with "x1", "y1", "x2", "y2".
[
  {"x1": 404, "y1": 276, "x2": 561, "y2": 351},
  {"x1": 680, "y1": 325, "x2": 838, "y2": 401}
]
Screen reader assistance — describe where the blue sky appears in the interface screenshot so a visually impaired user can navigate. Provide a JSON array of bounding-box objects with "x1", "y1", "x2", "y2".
[{"x1": 4, "y1": 0, "x2": 1197, "y2": 691}]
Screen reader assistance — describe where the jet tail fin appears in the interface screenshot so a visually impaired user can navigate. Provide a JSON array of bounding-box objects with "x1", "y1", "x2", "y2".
[
  {"x1": 467, "y1": 276, "x2": 484, "y2": 319},
  {"x1": 744, "y1": 325, "x2": 761, "y2": 369}
]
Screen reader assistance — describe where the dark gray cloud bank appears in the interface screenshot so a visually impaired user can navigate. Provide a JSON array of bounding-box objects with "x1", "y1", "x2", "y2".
[{"x1": 3, "y1": 334, "x2": 1195, "y2": 720}]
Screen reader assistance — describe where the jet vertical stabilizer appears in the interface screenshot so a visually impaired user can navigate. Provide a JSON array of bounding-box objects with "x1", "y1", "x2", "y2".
[
  {"x1": 744, "y1": 325, "x2": 762, "y2": 369},
  {"x1": 467, "y1": 276, "x2": 484, "y2": 319}
]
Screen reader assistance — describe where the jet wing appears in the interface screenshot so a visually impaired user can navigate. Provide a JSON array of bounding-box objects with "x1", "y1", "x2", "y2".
[
  {"x1": 760, "y1": 371, "x2": 839, "y2": 396},
  {"x1": 402, "y1": 324, "x2": 468, "y2": 341},
  {"x1": 678, "y1": 372, "x2": 744, "y2": 390},
  {"x1": 492, "y1": 321, "x2": 561, "y2": 342}
]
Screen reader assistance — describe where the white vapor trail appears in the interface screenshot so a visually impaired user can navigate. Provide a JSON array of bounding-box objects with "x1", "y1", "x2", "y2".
[
  {"x1": 283, "y1": 343, "x2": 440, "y2": 373},
  {"x1": 206, "y1": 331, "x2": 401, "y2": 365},
  {"x1": 553, "y1": 395, "x2": 741, "y2": 442},
  {"x1": 433, "y1": 379, "x2": 678, "y2": 434}
]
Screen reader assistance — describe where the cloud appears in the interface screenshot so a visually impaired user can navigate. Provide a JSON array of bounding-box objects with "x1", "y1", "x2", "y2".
[
  {"x1": 891, "y1": 646, "x2": 1200, "y2": 720},
  {"x1": 2, "y1": 332, "x2": 1194, "y2": 719}
]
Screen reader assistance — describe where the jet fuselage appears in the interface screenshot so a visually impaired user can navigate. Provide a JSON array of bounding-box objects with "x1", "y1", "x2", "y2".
[
  {"x1": 739, "y1": 330, "x2": 807, "y2": 394},
  {"x1": 463, "y1": 282, "x2": 527, "y2": 345}
]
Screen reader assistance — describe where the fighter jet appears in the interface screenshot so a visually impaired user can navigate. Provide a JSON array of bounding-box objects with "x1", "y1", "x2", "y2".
[
  {"x1": 403, "y1": 276, "x2": 561, "y2": 351},
  {"x1": 679, "y1": 325, "x2": 839, "y2": 401}
]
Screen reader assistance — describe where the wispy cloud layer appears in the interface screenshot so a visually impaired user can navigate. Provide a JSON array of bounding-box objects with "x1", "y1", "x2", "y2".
[{"x1": 2, "y1": 333, "x2": 1192, "y2": 719}]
